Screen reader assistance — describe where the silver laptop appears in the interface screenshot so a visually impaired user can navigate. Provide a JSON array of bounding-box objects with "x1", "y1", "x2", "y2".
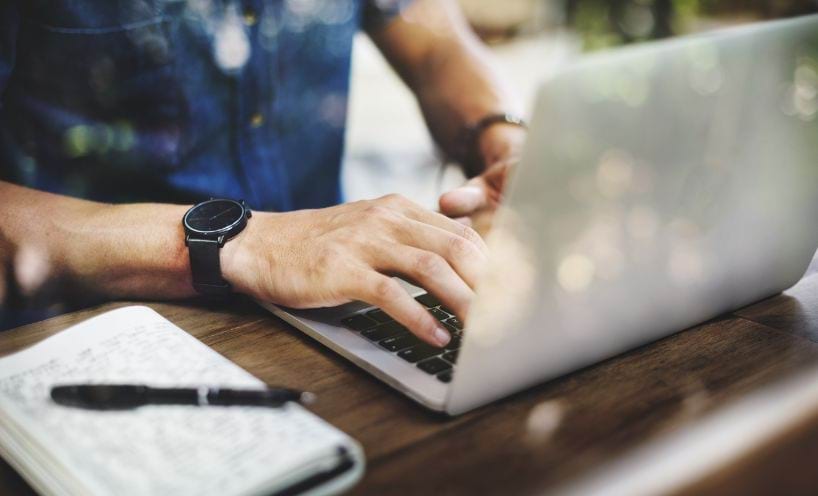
[{"x1": 261, "y1": 15, "x2": 818, "y2": 415}]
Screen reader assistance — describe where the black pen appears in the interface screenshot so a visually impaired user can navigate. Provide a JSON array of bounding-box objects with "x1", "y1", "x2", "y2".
[{"x1": 50, "y1": 384, "x2": 315, "y2": 410}]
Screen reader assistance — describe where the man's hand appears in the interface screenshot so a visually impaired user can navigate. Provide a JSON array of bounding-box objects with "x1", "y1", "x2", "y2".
[
  {"x1": 0, "y1": 183, "x2": 488, "y2": 347},
  {"x1": 439, "y1": 160, "x2": 510, "y2": 230},
  {"x1": 221, "y1": 194, "x2": 488, "y2": 347},
  {"x1": 439, "y1": 123, "x2": 526, "y2": 232}
]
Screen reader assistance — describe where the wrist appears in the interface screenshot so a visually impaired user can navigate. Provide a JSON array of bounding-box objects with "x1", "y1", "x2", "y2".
[
  {"x1": 219, "y1": 210, "x2": 272, "y2": 296},
  {"x1": 458, "y1": 113, "x2": 527, "y2": 177},
  {"x1": 219, "y1": 221, "x2": 249, "y2": 292},
  {"x1": 477, "y1": 123, "x2": 527, "y2": 171},
  {"x1": 181, "y1": 199, "x2": 253, "y2": 297}
]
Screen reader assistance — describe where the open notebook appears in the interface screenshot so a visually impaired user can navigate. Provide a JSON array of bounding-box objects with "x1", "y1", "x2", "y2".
[{"x1": 0, "y1": 306, "x2": 364, "y2": 496}]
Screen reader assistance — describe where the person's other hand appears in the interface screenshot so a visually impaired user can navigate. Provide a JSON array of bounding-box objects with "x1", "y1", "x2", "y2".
[
  {"x1": 438, "y1": 160, "x2": 511, "y2": 234},
  {"x1": 438, "y1": 123, "x2": 526, "y2": 233},
  {"x1": 221, "y1": 194, "x2": 488, "y2": 347}
]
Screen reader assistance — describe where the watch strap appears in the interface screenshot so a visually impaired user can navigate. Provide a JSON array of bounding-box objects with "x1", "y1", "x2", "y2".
[{"x1": 187, "y1": 238, "x2": 231, "y2": 295}]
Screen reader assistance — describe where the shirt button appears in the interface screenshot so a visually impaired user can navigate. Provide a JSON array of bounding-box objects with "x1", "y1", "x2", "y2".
[
  {"x1": 243, "y1": 9, "x2": 258, "y2": 26},
  {"x1": 250, "y1": 112, "x2": 264, "y2": 128}
]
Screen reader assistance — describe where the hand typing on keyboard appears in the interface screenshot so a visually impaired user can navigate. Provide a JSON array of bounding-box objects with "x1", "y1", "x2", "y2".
[
  {"x1": 222, "y1": 194, "x2": 488, "y2": 347},
  {"x1": 341, "y1": 293, "x2": 463, "y2": 383}
]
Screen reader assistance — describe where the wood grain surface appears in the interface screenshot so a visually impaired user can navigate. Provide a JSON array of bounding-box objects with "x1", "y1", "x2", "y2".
[{"x1": 2, "y1": 258, "x2": 818, "y2": 495}]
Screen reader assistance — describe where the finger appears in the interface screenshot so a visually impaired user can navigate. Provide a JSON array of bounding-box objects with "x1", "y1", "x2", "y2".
[
  {"x1": 483, "y1": 161, "x2": 513, "y2": 193},
  {"x1": 395, "y1": 219, "x2": 487, "y2": 290},
  {"x1": 439, "y1": 184, "x2": 488, "y2": 218},
  {"x1": 440, "y1": 161, "x2": 513, "y2": 217},
  {"x1": 408, "y1": 208, "x2": 490, "y2": 255},
  {"x1": 381, "y1": 194, "x2": 489, "y2": 253},
  {"x1": 373, "y1": 244, "x2": 474, "y2": 322},
  {"x1": 348, "y1": 270, "x2": 451, "y2": 347},
  {"x1": 453, "y1": 217, "x2": 473, "y2": 227}
]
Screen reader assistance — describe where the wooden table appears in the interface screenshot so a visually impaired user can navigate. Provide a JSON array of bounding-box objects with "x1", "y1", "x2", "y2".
[{"x1": 3, "y1": 257, "x2": 818, "y2": 495}]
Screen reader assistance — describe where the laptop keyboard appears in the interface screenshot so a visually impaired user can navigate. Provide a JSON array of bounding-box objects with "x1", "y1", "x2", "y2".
[{"x1": 340, "y1": 294, "x2": 462, "y2": 384}]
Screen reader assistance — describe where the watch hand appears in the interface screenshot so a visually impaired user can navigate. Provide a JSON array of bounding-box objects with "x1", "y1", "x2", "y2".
[{"x1": 209, "y1": 209, "x2": 234, "y2": 222}]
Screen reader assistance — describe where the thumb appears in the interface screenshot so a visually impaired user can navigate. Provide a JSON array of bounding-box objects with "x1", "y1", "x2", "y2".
[{"x1": 439, "y1": 184, "x2": 488, "y2": 218}]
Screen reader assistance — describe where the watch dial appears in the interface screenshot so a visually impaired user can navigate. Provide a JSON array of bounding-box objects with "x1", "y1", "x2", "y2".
[{"x1": 185, "y1": 200, "x2": 244, "y2": 233}]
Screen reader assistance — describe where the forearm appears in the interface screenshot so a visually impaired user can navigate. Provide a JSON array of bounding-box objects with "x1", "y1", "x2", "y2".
[
  {"x1": 0, "y1": 181, "x2": 194, "y2": 301},
  {"x1": 372, "y1": 0, "x2": 524, "y2": 171},
  {"x1": 414, "y1": 31, "x2": 520, "y2": 158}
]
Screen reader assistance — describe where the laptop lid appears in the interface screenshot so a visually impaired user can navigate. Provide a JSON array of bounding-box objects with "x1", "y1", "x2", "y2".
[{"x1": 447, "y1": 15, "x2": 818, "y2": 415}]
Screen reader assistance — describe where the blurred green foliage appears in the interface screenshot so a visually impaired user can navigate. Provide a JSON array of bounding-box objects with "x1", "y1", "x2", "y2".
[{"x1": 570, "y1": 0, "x2": 818, "y2": 50}]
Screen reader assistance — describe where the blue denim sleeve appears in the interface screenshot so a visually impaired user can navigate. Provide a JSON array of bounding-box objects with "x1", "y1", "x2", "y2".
[
  {"x1": 362, "y1": 0, "x2": 412, "y2": 33},
  {"x1": 0, "y1": 1, "x2": 19, "y2": 109}
]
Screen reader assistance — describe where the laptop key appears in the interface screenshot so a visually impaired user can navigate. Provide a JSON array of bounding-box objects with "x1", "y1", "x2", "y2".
[
  {"x1": 379, "y1": 333, "x2": 422, "y2": 352},
  {"x1": 417, "y1": 357, "x2": 452, "y2": 375},
  {"x1": 366, "y1": 309, "x2": 393, "y2": 323},
  {"x1": 362, "y1": 322, "x2": 407, "y2": 342},
  {"x1": 415, "y1": 293, "x2": 441, "y2": 308},
  {"x1": 442, "y1": 350, "x2": 458, "y2": 364},
  {"x1": 429, "y1": 308, "x2": 449, "y2": 321},
  {"x1": 397, "y1": 344, "x2": 443, "y2": 363},
  {"x1": 341, "y1": 314, "x2": 377, "y2": 332},
  {"x1": 437, "y1": 370, "x2": 453, "y2": 383},
  {"x1": 446, "y1": 317, "x2": 463, "y2": 330}
]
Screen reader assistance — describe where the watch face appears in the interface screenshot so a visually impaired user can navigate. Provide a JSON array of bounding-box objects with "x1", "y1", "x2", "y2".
[{"x1": 184, "y1": 199, "x2": 245, "y2": 234}]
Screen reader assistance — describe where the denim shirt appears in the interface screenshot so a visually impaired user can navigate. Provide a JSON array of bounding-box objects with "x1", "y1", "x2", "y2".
[{"x1": 0, "y1": 0, "x2": 404, "y2": 211}]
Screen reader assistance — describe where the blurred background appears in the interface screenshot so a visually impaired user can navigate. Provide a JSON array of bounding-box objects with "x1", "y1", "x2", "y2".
[
  {"x1": 463, "y1": 0, "x2": 818, "y2": 47},
  {"x1": 343, "y1": 0, "x2": 818, "y2": 207}
]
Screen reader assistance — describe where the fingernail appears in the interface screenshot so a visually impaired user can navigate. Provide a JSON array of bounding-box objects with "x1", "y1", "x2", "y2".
[{"x1": 434, "y1": 327, "x2": 451, "y2": 347}]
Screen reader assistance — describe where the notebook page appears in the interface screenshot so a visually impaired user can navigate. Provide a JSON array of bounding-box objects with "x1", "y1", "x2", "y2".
[{"x1": 0, "y1": 306, "x2": 353, "y2": 496}]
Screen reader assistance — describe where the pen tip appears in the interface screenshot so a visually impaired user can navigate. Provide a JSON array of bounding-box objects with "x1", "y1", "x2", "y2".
[{"x1": 300, "y1": 392, "x2": 316, "y2": 405}]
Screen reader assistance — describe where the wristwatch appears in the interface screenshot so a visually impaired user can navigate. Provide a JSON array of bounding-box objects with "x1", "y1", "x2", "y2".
[{"x1": 182, "y1": 198, "x2": 252, "y2": 296}]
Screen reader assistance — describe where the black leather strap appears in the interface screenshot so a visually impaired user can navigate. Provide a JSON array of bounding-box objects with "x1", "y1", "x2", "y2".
[{"x1": 187, "y1": 238, "x2": 231, "y2": 295}]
